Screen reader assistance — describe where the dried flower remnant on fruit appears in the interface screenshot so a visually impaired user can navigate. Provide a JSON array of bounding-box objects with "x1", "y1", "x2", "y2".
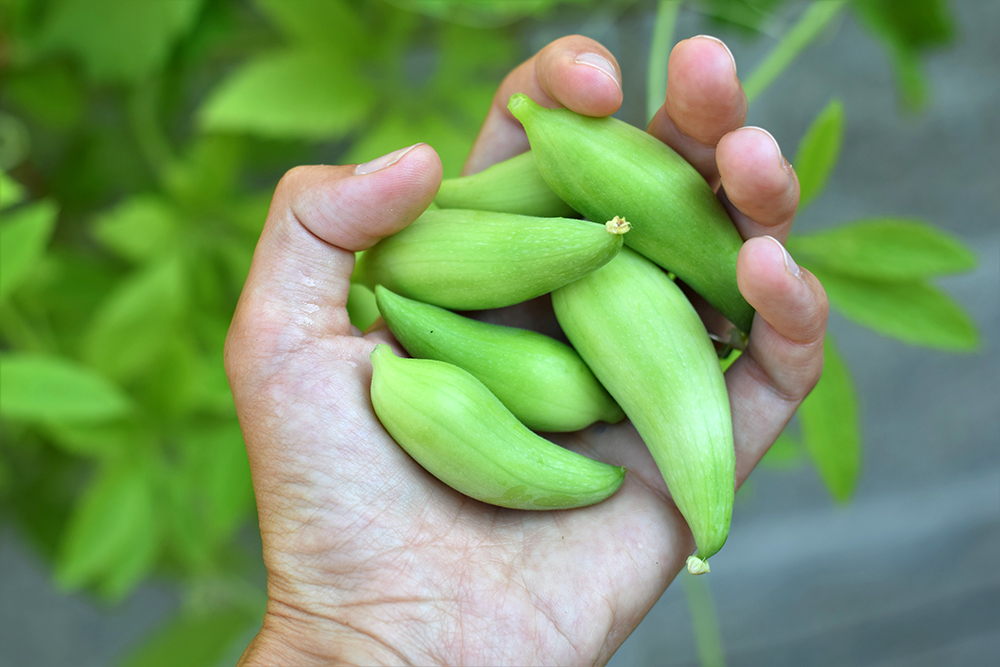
[
  {"x1": 606, "y1": 216, "x2": 631, "y2": 235},
  {"x1": 686, "y1": 555, "x2": 711, "y2": 575}
]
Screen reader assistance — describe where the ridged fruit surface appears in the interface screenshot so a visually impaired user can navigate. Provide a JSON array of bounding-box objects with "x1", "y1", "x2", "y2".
[
  {"x1": 552, "y1": 248, "x2": 735, "y2": 569},
  {"x1": 435, "y1": 151, "x2": 576, "y2": 218},
  {"x1": 375, "y1": 285, "x2": 623, "y2": 432},
  {"x1": 353, "y1": 208, "x2": 623, "y2": 310},
  {"x1": 370, "y1": 345, "x2": 626, "y2": 510}
]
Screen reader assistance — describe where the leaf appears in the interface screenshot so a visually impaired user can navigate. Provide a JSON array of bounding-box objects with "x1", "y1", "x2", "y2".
[
  {"x1": 1, "y1": 170, "x2": 27, "y2": 209},
  {"x1": 253, "y1": 0, "x2": 367, "y2": 54},
  {"x1": 437, "y1": 20, "x2": 517, "y2": 82},
  {"x1": 56, "y1": 460, "x2": 159, "y2": 594},
  {"x1": 44, "y1": 420, "x2": 148, "y2": 459},
  {"x1": 852, "y1": 0, "x2": 956, "y2": 110},
  {"x1": 793, "y1": 98, "x2": 844, "y2": 210},
  {"x1": 119, "y1": 605, "x2": 260, "y2": 667},
  {"x1": 0, "y1": 199, "x2": 58, "y2": 302},
  {"x1": 92, "y1": 194, "x2": 182, "y2": 263},
  {"x1": 0, "y1": 353, "x2": 132, "y2": 423},
  {"x1": 787, "y1": 218, "x2": 977, "y2": 280},
  {"x1": 3, "y1": 61, "x2": 84, "y2": 129},
  {"x1": 798, "y1": 336, "x2": 861, "y2": 502},
  {"x1": 811, "y1": 266, "x2": 979, "y2": 351},
  {"x1": 346, "y1": 112, "x2": 475, "y2": 178},
  {"x1": 148, "y1": 338, "x2": 205, "y2": 418},
  {"x1": 195, "y1": 422, "x2": 254, "y2": 537},
  {"x1": 163, "y1": 135, "x2": 245, "y2": 209},
  {"x1": 38, "y1": 0, "x2": 203, "y2": 83},
  {"x1": 82, "y1": 255, "x2": 188, "y2": 381},
  {"x1": 393, "y1": 0, "x2": 567, "y2": 26},
  {"x1": 702, "y1": 0, "x2": 789, "y2": 33},
  {"x1": 759, "y1": 430, "x2": 803, "y2": 470},
  {"x1": 199, "y1": 48, "x2": 375, "y2": 140}
]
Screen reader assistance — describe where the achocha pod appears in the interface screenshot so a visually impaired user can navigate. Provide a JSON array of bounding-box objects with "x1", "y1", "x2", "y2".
[
  {"x1": 353, "y1": 208, "x2": 625, "y2": 310},
  {"x1": 509, "y1": 93, "x2": 753, "y2": 334},
  {"x1": 552, "y1": 248, "x2": 735, "y2": 572},
  {"x1": 375, "y1": 285, "x2": 624, "y2": 432},
  {"x1": 435, "y1": 151, "x2": 576, "y2": 218},
  {"x1": 369, "y1": 345, "x2": 626, "y2": 510}
]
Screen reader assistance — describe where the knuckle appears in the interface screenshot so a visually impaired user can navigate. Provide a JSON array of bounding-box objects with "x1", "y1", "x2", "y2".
[{"x1": 274, "y1": 165, "x2": 314, "y2": 201}]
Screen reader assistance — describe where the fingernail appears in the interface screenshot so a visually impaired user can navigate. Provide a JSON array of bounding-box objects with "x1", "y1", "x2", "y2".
[
  {"x1": 746, "y1": 126, "x2": 791, "y2": 174},
  {"x1": 764, "y1": 235, "x2": 800, "y2": 278},
  {"x1": 355, "y1": 143, "x2": 422, "y2": 175},
  {"x1": 573, "y1": 53, "x2": 621, "y2": 90},
  {"x1": 692, "y1": 35, "x2": 737, "y2": 77}
]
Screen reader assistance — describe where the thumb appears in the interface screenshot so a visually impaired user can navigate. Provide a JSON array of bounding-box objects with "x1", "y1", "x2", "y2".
[{"x1": 226, "y1": 143, "x2": 441, "y2": 378}]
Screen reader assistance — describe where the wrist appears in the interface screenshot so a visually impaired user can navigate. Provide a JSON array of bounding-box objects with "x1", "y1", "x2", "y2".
[{"x1": 237, "y1": 600, "x2": 408, "y2": 667}]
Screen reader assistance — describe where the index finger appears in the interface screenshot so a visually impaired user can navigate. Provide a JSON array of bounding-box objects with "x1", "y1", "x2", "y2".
[{"x1": 462, "y1": 35, "x2": 623, "y2": 175}]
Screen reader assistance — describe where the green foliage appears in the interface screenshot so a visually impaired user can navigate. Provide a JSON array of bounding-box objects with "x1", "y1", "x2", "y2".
[
  {"x1": 81, "y1": 256, "x2": 188, "y2": 381},
  {"x1": 92, "y1": 195, "x2": 183, "y2": 263},
  {"x1": 1, "y1": 170, "x2": 28, "y2": 208},
  {"x1": 36, "y1": 0, "x2": 204, "y2": 84},
  {"x1": 2, "y1": 62, "x2": 85, "y2": 129},
  {"x1": 199, "y1": 48, "x2": 377, "y2": 139},
  {"x1": 759, "y1": 430, "x2": 803, "y2": 469},
  {"x1": 119, "y1": 604, "x2": 261, "y2": 667},
  {"x1": 0, "y1": 199, "x2": 58, "y2": 301},
  {"x1": 789, "y1": 218, "x2": 978, "y2": 351},
  {"x1": 793, "y1": 98, "x2": 844, "y2": 210},
  {"x1": 811, "y1": 268, "x2": 979, "y2": 352},
  {"x1": 254, "y1": 0, "x2": 367, "y2": 54},
  {"x1": 786, "y1": 218, "x2": 977, "y2": 280},
  {"x1": 853, "y1": 0, "x2": 955, "y2": 110},
  {"x1": 55, "y1": 459, "x2": 160, "y2": 599},
  {"x1": 798, "y1": 336, "x2": 861, "y2": 502},
  {"x1": 0, "y1": 353, "x2": 132, "y2": 423}
]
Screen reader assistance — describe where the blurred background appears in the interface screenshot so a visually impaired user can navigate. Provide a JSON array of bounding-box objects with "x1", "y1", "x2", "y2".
[{"x1": 1, "y1": 1, "x2": 996, "y2": 665}]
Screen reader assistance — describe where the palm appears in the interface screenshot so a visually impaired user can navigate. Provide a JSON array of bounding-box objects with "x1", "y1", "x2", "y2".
[
  {"x1": 230, "y1": 34, "x2": 828, "y2": 667},
  {"x1": 254, "y1": 329, "x2": 687, "y2": 665}
]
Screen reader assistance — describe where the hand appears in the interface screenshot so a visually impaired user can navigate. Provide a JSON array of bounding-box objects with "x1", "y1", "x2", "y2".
[{"x1": 226, "y1": 35, "x2": 828, "y2": 666}]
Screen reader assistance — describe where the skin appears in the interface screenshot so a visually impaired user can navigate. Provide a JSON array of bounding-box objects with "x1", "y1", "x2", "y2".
[{"x1": 227, "y1": 35, "x2": 829, "y2": 666}]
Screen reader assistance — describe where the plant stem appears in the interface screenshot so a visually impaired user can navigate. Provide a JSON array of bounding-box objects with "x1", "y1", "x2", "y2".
[
  {"x1": 683, "y1": 570, "x2": 726, "y2": 667},
  {"x1": 743, "y1": 0, "x2": 848, "y2": 103},
  {"x1": 647, "y1": 0, "x2": 681, "y2": 123}
]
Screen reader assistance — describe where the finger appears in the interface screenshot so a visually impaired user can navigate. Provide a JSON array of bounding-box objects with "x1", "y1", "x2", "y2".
[
  {"x1": 716, "y1": 126, "x2": 800, "y2": 242},
  {"x1": 225, "y1": 144, "x2": 441, "y2": 382},
  {"x1": 463, "y1": 35, "x2": 622, "y2": 175},
  {"x1": 647, "y1": 35, "x2": 746, "y2": 186},
  {"x1": 727, "y1": 236, "x2": 829, "y2": 485}
]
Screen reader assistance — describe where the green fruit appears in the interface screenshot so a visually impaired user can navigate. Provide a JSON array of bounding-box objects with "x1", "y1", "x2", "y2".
[
  {"x1": 369, "y1": 345, "x2": 626, "y2": 509},
  {"x1": 353, "y1": 208, "x2": 625, "y2": 310},
  {"x1": 375, "y1": 285, "x2": 624, "y2": 432},
  {"x1": 552, "y1": 248, "x2": 735, "y2": 572},
  {"x1": 509, "y1": 93, "x2": 753, "y2": 334},
  {"x1": 435, "y1": 151, "x2": 576, "y2": 218}
]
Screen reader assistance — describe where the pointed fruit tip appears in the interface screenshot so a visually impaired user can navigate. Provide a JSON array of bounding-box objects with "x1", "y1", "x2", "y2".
[{"x1": 507, "y1": 93, "x2": 537, "y2": 120}]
